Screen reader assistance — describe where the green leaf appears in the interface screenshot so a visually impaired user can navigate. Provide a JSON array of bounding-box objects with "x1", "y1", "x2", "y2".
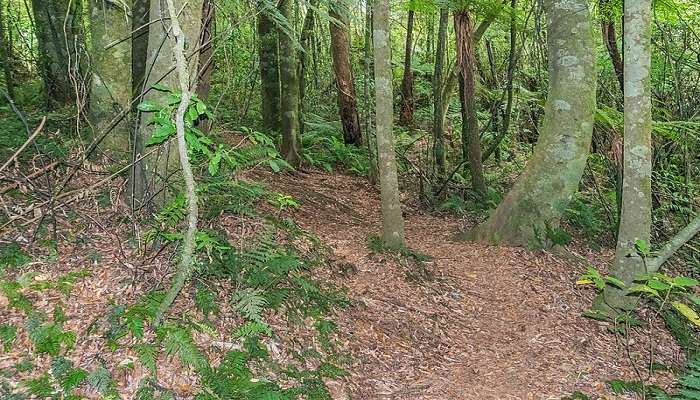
[
  {"x1": 672, "y1": 302, "x2": 700, "y2": 327},
  {"x1": 627, "y1": 284, "x2": 660, "y2": 297},
  {"x1": 605, "y1": 276, "x2": 626, "y2": 289},
  {"x1": 0, "y1": 324, "x2": 17, "y2": 352},
  {"x1": 268, "y1": 159, "x2": 281, "y2": 173},
  {"x1": 151, "y1": 83, "x2": 171, "y2": 92},
  {"x1": 146, "y1": 123, "x2": 176, "y2": 146},
  {"x1": 208, "y1": 150, "x2": 222, "y2": 176},
  {"x1": 673, "y1": 276, "x2": 699, "y2": 287}
]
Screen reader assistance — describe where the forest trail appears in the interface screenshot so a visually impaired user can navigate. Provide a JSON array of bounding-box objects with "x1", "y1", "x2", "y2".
[{"x1": 267, "y1": 170, "x2": 679, "y2": 399}]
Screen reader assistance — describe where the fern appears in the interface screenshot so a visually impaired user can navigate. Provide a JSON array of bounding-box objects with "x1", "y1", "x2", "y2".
[
  {"x1": 87, "y1": 366, "x2": 117, "y2": 396},
  {"x1": 134, "y1": 343, "x2": 158, "y2": 374},
  {"x1": 231, "y1": 288, "x2": 268, "y2": 322},
  {"x1": 23, "y1": 373, "x2": 54, "y2": 397},
  {"x1": 0, "y1": 323, "x2": 17, "y2": 352},
  {"x1": 25, "y1": 312, "x2": 75, "y2": 356},
  {"x1": 233, "y1": 321, "x2": 272, "y2": 338},
  {"x1": 160, "y1": 325, "x2": 208, "y2": 371},
  {"x1": 1, "y1": 280, "x2": 32, "y2": 313},
  {"x1": 195, "y1": 285, "x2": 219, "y2": 318},
  {"x1": 51, "y1": 357, "x2": 87, "y2": 392}
]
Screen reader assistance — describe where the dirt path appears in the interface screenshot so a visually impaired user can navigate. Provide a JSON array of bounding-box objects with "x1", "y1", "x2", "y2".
[{"x1": 268, "y1": 171, "x2": 680, "y2": 399}]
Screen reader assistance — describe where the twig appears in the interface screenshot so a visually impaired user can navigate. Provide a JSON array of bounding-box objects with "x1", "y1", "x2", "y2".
[{"x1": 0, "y1": 117, "x2": 46, "y2": 173}]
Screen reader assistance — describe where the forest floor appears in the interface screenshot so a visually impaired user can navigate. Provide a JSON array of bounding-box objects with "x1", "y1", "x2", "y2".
[
  {"x1": 0, "y1": 166, "x2": 685, "y2": 399},
  {"x1": 265, "y1": 170, "x2": 683, "y2": 399}
]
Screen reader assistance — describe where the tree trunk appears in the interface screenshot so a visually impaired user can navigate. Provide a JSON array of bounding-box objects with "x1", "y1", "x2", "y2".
[
  {"x1": 31, "y1": 0, "x2": 86, "y2": 107},
  {"x1": 257, "y1": 2, "x2": 281, "y2": 132},
  {"x1": 373, "y1": 0, "x2": 405, "y2": 249},
  {"x1": 432, "y1": 7, "x2": 449, "y2": 178},
  {"x1": 0, "y1": 0, "x2": 14, "y2": 100},
  {"x1": 472, "y1": 0, "x2": 596, "y2": 246},
  {"x1": 455, "y1": 10, "x2": 487, "y2": 198},
  {"x1": 364, "y1": 1, "x2": 378, "y2": 184},
  {"x1": 298, "y1": 0, "x2": 318, "y2": 136},
  {"x1": 604, "y1": 0, "x2": 653, "y2": 310},
  {"x1": 599, "y1": 0, "x2": 624, "y2": 94},
  {"x1": 128, "y1": 0, "x2": 150, "y2": 208},
  {"x1": 398, "y1": 10, "x2": 415, "y2": 127},
  {"x1": 329, "y1": 0, "x2": 362, "y2": 145},
  {"x1": 135, "y1": 0, "x2": 203, "y2": 206},
  {"x1": 89, "y1": 0, "x2": 132, "y2": 160},
  {"x1": 278, "y1": 0, "x2": 302, "y2": 166},
  {"x1": 195, "y1": 0, "x2": 214, "y2": 133}
]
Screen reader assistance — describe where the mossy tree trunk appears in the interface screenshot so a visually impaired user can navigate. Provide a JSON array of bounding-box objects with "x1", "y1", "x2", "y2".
[
  {"x1": 257, "y1": 1, "x2": 281, "y2": 132},
  {"x1": 329, "y1": 0, "x2": 362, "y2": 146},
  {"x1": 278, "y1": 0, "x2": 302, "y2": 167},
  {"x1": 89, "y1": 0, "x2": 132, "y2": 160},
  {"x1": 398, "y1": 9, "x2": 415, "y2": 127},
  {"x1": 373, "y1": 0, "x2": 405, "y2": 249},
  {"x1": 31, "y1": 0, "x2": 86, "y2": 108},
  {"x1": 604, "y1": 0, "x2": 653, "y2": 310},
  {"x1": 0, "y1": 0, "x2": 14, "y2": 100},
  {"x1": 432, "y1": 7, "x2": 449, "y2": 178},
  {"x1": 455, "y1": 10, "x2": 487, "y2": 199},
  {"x1": 473, "y1": 0, "x2": 596, "y2": 246}
]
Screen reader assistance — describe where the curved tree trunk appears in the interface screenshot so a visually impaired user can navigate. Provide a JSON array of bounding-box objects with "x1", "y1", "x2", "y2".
[
  {"x1": 373, "y1": 0, "x2": 405, "y2": 249},
  {"x1": 603, "y1": 0, "x2": 653, "y2": 310},
  {"x1": 455, "y1": 10, "x2": 487, "y2": 198},
  {"x1": 399, "y1": 10, "x2": 415, "y2": 127},
  {"x1": 257, "y1": 2, "x2": 281, "y2": 132},
  {"x1": 472, "y1": 0, "x2": 596, "y2": 246},
  {"x1": 89, "y1": 0, "x2": 132, "y2": 160},
  {"x1": 278, "y1": 0, "x2": 302, "y2": 166},
  {"x1": 329, "y1": 0, "x2": 362, "y2": 145}
]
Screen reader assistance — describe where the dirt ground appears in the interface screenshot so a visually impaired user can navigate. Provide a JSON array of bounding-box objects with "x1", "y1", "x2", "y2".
[
  {"x1": 269, "y1": 170, "x2": 682, "y2": 399},
  {"x1": 1, "y1": 168, "x2": 684, "y2": 399}
]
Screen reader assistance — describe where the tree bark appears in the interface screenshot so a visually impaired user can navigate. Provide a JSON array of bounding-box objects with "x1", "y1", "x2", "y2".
[
  {"x1": 329, "y1": 0, "x2": 362, "y2": 145},
  {"x1": 31, "y1": 0, "x2": 86, "y2": 107},
  {"x1": 599, "y1": 0, "x2": 624, "y2": 94},
  {"x1": 455, "y1": 10, "x2": 487, "y2": 198},
  {"x1": 135, "y1": 0, "x2": 203, "y2": 206},
  {"x1": 432, "y1": 7, "x2": 449, "y2": 178},
  {"x1": 373, "y1": 0, "x2": 405, "y2": 249},
  {"x1": 298, "y1": 0, "x2": 318, "y2": 136},
  {"x1": 604, "y1": 0, "x2": 653, "y2": 310},
  {"x1": 278, "y1": 0, "x2": 302, "y2": 166},
  {"x1": 89, "y1": 0, "x2": 132, "y2": 160},
  {"x1": 0, "y1": 0, "x2": 14, "y2": 100},
  {"x1": 195, "y1": 0, "x2": 214, "y2": 134},
  {"x1": 257, "y1": 1, "x2": 281, "y2": 132},
  {"x1": 398, "y1": 10, "x2": 415, "y2": 127},
  {"x1": 472, "y1": 0, "x2": 596, "y2": 246}
]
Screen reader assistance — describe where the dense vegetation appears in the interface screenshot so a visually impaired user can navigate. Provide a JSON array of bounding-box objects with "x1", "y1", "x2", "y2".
[{"x1": 0, "y1": 0, "x2": 699, "y2": 398}]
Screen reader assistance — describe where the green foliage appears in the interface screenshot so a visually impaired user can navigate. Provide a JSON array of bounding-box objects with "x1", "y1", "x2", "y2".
[
  {"x1": 0, "y1": 324, "x2": 17, "y2": 352},
  {"x1": 302, "y1": 115, "x2": 369, "y2": 175},
  {"x1": 87, "y1": 366, "x2": 117, "y2": 397},
  {"x1": 0, "y1": 280, "x2": 32, "y2": 313},
  {"x1": 25, "y1": 311, "x2": 75, "y2": 356},
  {"x1": 0, "y1": 242, "x2": 30, "y2": 273},
  {"x1": 530, "y1": 221, "x2": 572, "y2": 250},
  {"x1": 51, "y1": 357, "x2": 88, "y2": 392},
  {"x1": 159, "y1": 324, "x2": 209, "y2": 371},
  {"x1": 135, "y1": 378, "x2": 174, "y2": 400},
  {"x1": 22, "y1": 373, "x2": 54, "y2": 398},
  {"x1": 231, "y1": 288, "x2": 268, "y2": 322},
  {"x1": 195, "y1": 285, "x2": 219, "y2": 319},
  {"x1": 199, "y1": 179, "x2": 266, "y2": 218}
]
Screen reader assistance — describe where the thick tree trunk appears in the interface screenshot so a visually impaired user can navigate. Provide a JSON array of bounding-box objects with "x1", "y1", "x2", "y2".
[
  {"x1": 89, "y1": 0, "x2": 132, "y2": 160},
  {"x1": 257, "y1": 2, "x2": 281, "y2": 132},
  {"x1": 329, "y1": 0, "x2": 362, "y2": 145},
  {"x1": 604, "y1": 0, "x2": 653, "y2": 310},
  {"x1": 455, "y1": 10, "x2": 487, "y2": 198},
  {"x1": 373, "y1": 0, "x2": 405, "y2": 249},
  {"x1": 432, "y1": 7, "x2": 449, "y2": 178},
  {"x1": 0, "y1": 0, "x2": 14, "y2": 100},
  {"x1": 472, "y1": 0, "x2": 596, "y2": 246},
  {"x1": 278, "y1": 0, "x2": 302, "y2": 166},
  {"x1": 31, "y1": 0, "x2": 86, "y2": 107},
  {"x1": 398, "y1": 10, "x2": 415, "y2": 127},
  {"x1": 135, "y1": 0, "x2": 203, "y2": 206}
]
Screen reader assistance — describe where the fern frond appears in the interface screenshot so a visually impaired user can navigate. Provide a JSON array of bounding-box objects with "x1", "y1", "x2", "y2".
[{"x1": 231, "y1": 288, "x2": 268, "y2": 322}]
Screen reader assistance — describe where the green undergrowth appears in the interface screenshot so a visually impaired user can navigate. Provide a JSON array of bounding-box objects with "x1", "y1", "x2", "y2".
[{"x1": 2, "y1": 177, "x2": 350, "y2": 399}]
